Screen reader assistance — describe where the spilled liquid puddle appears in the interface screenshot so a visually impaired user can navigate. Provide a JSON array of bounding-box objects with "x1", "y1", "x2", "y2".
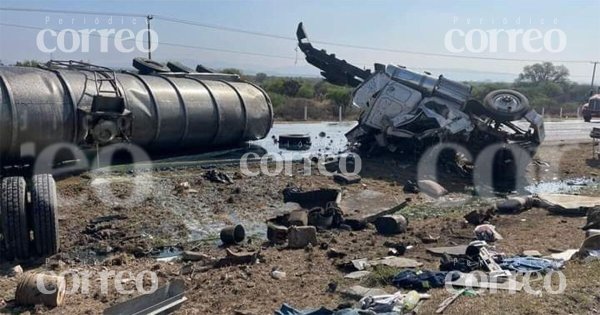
[{"x1": 525, "y1": 177, "x2": 598, "y2": 194}]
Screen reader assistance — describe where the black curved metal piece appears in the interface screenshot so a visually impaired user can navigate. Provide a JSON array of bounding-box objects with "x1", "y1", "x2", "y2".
[{"x1": 296, "y1": 22, "x2": 371, "y2": 87}]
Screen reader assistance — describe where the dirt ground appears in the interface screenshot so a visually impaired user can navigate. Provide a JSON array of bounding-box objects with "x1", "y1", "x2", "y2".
[{"x1": 0, "y1": 142, "x2": 599, "y2": 314}]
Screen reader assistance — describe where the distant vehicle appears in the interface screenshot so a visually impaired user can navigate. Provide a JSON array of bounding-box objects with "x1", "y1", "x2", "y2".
[{"x1": 581, "y1": 94, "x2": 600, "y2": 122}]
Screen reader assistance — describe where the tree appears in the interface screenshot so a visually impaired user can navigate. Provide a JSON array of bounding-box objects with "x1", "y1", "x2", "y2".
[
  {"x1": 221, "y1": 68, "x2": 243, "y2": 76},
  {"x1": 282, "y1": 79, "x2": 301, "y2": 97},
  {"x1": 326, "y1": 86, "x2": 352, "y2": 110},
  {"x1": 255, "y1": 72, "x2": 268, "y2": 83},
  {"x1": 14, "y1": 60, "x2": 41, "y2": 67},
  {"x1": 516, "y1": 62, "x2": 569, "y2": 84}
]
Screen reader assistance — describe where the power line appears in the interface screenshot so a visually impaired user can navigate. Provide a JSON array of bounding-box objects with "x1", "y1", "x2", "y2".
[
  {"x1": 0, "y1": 22, "x2": 593, "y2": 79},
  {"x1": 1, "y1": 7, "x2": 597, "y2": 64},
  {"x1": 0, "y1": 22, "x2": 297, "y2": 61},
  {"x1": 0, "y1": 7, "x2": 146, "y2": 18}
]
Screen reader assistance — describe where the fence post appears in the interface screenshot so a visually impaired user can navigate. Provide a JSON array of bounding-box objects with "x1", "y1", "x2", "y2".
[
  {"x1": 338, "y1": 106, "x2": 342, "y2": 122},
  {"x1": 559, "y1": 107, "x2": 563, "y2": 120},
  {"x1": 304, "y1": 105, "x2": 308, "y2": 121}
]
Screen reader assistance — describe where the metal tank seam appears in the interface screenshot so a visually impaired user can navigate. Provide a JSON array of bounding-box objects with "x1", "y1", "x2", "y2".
[
  {"x1": 0, "y1": 73, "x2": 18, "y2": 158},
  {"x1": 122, "y1": 72, "x2": 162, "y2": 145},
  {"x1": 156, "y1": 75, "x2": 189, "y2": 147},
  {"x1": 217, "y1": 79, "x2": 248, "y2": 140},
  {"x1": 52, "y1": 69, "x2": 79, "y2": 144},
  {"x1": 184, "y1": 76, "x2": 221, "y2": 145}
]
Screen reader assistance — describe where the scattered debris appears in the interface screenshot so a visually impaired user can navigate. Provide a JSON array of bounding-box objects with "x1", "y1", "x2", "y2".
[
  {"x1": 418, "y1": 180, "x2": 448, "y2": 198},
  {"x1": 344, "y1": 270, "x2": 371, "y2": 280},
  {"x1": 368, "y1": 256, "x2": 423, "y2": 269},
  {"x1": 174, "y1": 181, "x2": 197, "y2": 194},
  {"x1": 496, "y1": 196, "x2": 534, "y2": 214},
  {"x1": 288, "y1": 210, "x2": 308, "y2": 226},
  {"x1": 474, "y1": 224, "x2": 503, "y2": 242},
  {"x1": 215, "y1": 249, "x2": 260, "y2": 267},
  {"x1": 416, "y1": 232, "x2": 440, "y2": 244},
  {"x1": 374, "y1": 215, "x2": 408, "y2": 235},
  {"x1": 333, "y1": 173, "x2": 362, "y2": 185},
  {"x1": 435, "y1": 288, "x2": 466, "y2": 314},
  {"x1": 392, "y1": 270, "x2": 454, "y2": 291},
  {"x1": 467, "y1": 241, "x2": 511, "y2": 279},
  {"x1": 577, "y1": 234, "x2": 600, "y2": 261},
  {"x1": 326, "y1": 248, "x2": 347, "y2": 259},
  {"x1": 549, "y1": 249, "x2": 579, "y2": 261},
  {"x1": 204, "y1": 170, "x2": 234, "y2": 184},
  {"x1": 583, "y1": 206, "x2": 600, "y2": 230},
  {"x1": 522, "y1": 250, "x2": 542, "y2": 257},
  {"x1": 90, "y1": 214, "x2": 129, "y2": 224},
  {"x1": 341, "y1": 285, "x2": 389, "y2": 300},
  {"x1": 181, "y1": 251, "x2": 214, "y2": 263},
  {"x1": 499, "y1": 256, "x2": 564, "y2": 273},
  {"x1": 282, "y1": 186, "x2": 341, "y2": 209},
  {"x1": 537, "y1": 194, "x2": 600, "y2": 216},
  {"x1": 447, "y1": 273, "x2": 523, "y2": 291},
  {"x1": 103, "y1": 279, "x2": 186, "y2": 315},
  {"x1": 16, "y1": 273, "x2": 66, "y2": 307},
  {"x1": 278, "y1": 134, "x2": 312, "y2": 150},
  {"x1": 464, "y1": 208, "x2": 494, "y2": 225},
  {"x1": 266, "y1": 223, "x2": 288, "y2": 244},
  {"x1": 270, "y1": 268, "x2": 286, "y2": 280},
  {"x1": 8, "y1": 265, "x2": 23, "y2": 277},
  {"x1": 403, "y1": 180, "x2": 420, "y2": 194},
  {"x1": 426, "y1": 245, "x2": 469, "y2": 257},
  {"x1": 287, "y1": 226, "x2": 318, "y2": 249},
  {"x1": 220, "y1": 224, "x2": 246, "y2": 245}
]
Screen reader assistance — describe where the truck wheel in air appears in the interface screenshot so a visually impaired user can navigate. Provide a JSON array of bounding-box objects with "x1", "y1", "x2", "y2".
[
  {"x1": 483, "y1": 89, "x2": 531, "y2": 122},
  {"x1": 1, "y1": 177, "x2": 30, "y2": 260},
  {"x1": 29, "y1": 174, "x2": 60, "y2": 257}
]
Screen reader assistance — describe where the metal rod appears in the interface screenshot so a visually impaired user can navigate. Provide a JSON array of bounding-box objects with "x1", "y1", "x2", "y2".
[
  {"x1": 591, "y1": 61, "x2": 598, "y2": 90},
  {"x1": 147, "y1": 15, "x2": 154, "y2": 60}
]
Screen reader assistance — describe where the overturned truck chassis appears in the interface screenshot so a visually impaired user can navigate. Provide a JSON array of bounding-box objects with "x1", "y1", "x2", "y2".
[{"x1": 297, "y1": 23, "x2": 544, "y2": 174}]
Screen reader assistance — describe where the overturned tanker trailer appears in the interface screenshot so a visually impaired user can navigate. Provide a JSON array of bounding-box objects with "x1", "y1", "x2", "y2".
[
  {"x1": 296, "y1": 23, "x2": 544, "y2": 180},
  {"x1": 0, "y1": 59, "x2": 273, "y2": 260}
]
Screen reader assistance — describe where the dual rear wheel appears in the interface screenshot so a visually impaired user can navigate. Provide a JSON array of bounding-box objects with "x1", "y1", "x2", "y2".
[{"x1": 0, "y1": 174, "x2": 59, "y2": 261}]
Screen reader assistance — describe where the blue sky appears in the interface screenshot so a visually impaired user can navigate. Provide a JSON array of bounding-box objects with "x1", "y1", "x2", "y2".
[{"x1": 0, "y1": 0, "x2": 599, "y2": 83}]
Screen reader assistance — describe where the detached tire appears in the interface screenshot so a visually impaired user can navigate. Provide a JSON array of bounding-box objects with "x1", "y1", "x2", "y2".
[
  {"x1": 278, "y1": 134, "x2": 312, "y2": 150},
  {"x1": 29, "y1": 174, "x2": 59, "y2": 257},
  {"x1": 1, "y1": 177, "x2": 29, "y2": 260},
  {"x1": 483, "y1": 90, "x2": 530, "y2": 121}
]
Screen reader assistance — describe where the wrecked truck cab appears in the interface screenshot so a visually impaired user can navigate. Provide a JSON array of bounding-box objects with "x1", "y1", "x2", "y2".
[{"x1": 296, "y1": 22, "x2": 544, "y2": 167}]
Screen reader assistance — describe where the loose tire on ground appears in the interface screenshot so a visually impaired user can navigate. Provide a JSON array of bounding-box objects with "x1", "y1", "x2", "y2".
[
  {"x1": 1, "y1": 177, "x2": 29, "y2": 260},
  {"x1": 278, "y1": 134, "x2": 312, "y2": 150},
  {"x1": 29, "y1": 174, "x2": 59, "y2": 257}
]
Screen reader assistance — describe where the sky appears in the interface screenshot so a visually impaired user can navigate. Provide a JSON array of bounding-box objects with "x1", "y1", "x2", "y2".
[{"x1": 0, "y1": 0, "x2": 599, "y2": 83}]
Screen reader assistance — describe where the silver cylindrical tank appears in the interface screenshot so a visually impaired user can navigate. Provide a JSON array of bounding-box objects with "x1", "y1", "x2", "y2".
[{"x1": 0, "y1": 66, "x2": 273, "y2": 162}]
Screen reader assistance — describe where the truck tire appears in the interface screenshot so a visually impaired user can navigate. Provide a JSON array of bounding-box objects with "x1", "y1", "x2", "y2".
[
  {"x1": 278, "y1": 134, "x2": 312, "y2": 150},
  {"x1": 1, "y1": 177, "x2": 29, "y2": 260},
  {"x1": 483, "y1": 90, "x2": 530, "y2": 121},
  {"x1": 584, "y1": 114, "x2": 592, "y2": 122},
  {"x1": 132, "y1": 57, "x2": 170, "y2": 74},
  {"x1": 29, "y1": 174, "x2": 59, "y2": 257}
]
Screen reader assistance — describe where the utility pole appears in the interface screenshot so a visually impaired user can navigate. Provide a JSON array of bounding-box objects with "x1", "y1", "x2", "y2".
[
  {"x1": 146, "y1": 15, "x2": 154, "y2": 60},
  {"x1": 591, "y1": 61, "x2": 598, "y2": 91}
]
